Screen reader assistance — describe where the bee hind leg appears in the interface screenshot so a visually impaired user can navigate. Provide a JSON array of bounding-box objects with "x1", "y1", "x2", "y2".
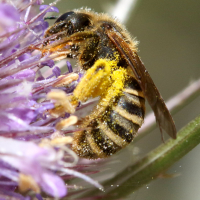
[{"x1": 72, "y1": 59, "x2": 116, "y2": 103}]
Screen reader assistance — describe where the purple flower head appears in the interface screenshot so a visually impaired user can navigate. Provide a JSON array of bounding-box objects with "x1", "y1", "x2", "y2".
[
  {"x1": 0, "y1": 0, "x2": 102, "y2": 199},
  {"x1": 52, "y1": 66, "x2": 61, "y2": 77},
  {"x1": 41, "y1": 59, "x2": 55, "y2": 68},
  {"x1": 0, "y1": 137, "x2": 67, "y2": 197},
  {"x1": 0, "y1": 4, "x2": 20, "y2": 31},
  {"x1": 67, "y1": 61, "x2": 73, "y2": 73},
  {"x1": 40, "y1": 5, "x2": 59, "y2": 13}
]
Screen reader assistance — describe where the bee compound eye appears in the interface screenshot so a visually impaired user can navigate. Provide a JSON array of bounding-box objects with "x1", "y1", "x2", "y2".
[{"x1": 55, "y1": 11, "x2": 75, "y2": 23}]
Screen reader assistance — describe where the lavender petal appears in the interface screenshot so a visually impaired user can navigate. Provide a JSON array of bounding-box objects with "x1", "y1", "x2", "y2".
[{"x1": 39, "y1": 5, "x2": 59, "y2": 13}]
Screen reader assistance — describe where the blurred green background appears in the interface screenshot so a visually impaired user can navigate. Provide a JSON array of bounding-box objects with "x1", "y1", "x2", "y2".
[{"x1": 44, "y1": 0, "x2": 200, "y2": 199}]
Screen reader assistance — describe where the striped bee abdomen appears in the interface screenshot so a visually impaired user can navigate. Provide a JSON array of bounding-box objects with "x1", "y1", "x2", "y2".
[{"x1": 72, "y1": 76, "x2": 145, "y2": 159}]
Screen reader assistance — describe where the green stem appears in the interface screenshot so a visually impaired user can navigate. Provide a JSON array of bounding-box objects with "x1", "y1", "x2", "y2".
[{"x1": 79, "y1": 115, "x2": 200, "y2": 199}]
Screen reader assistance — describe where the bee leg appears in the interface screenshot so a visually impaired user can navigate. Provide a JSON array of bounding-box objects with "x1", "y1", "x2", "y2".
[
  {"x1": 72, "y1": 64, "x2": 128, "y2": 159},
  {"x1": 79, "y1": 38, "x2": 99, "y2": 70},
  {"x1": 72, "y1": 59, "x2": 113, "y2": 105},
  {"x1": 43, "y1": 31, "x2": 99, "y2": 52},
  {"x1": 71, "y1": 59, "x2": 127, "y2": 117}
]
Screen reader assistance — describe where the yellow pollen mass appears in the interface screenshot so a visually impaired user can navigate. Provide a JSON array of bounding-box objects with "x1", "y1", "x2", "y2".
[{"x1": 73, "y1": 59, "x2": 125, "y2": 102}]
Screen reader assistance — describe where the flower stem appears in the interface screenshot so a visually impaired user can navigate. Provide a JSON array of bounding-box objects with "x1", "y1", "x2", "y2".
[{"x1": 79, "y1": 114, "x2": 200, "y2": 199}]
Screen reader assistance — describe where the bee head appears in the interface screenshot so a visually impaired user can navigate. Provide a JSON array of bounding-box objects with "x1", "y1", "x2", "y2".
[{"x1": 47, "y1": 11, "x2": 91, "y2": 36}]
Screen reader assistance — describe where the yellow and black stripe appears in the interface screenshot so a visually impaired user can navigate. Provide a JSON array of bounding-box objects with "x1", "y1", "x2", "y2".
[{"x1": 72, "y1": 75, "x2": 145, "y2": 159}]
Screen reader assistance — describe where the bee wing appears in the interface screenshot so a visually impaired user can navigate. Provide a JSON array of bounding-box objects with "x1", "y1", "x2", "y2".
[{"x1": 106, "y1": 30, "x2": 177, "y2": 139}]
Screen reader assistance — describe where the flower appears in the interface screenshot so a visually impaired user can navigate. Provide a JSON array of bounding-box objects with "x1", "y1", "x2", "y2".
[{"x1": 0, "y1": 0, "x2": 102, "y2": 199}]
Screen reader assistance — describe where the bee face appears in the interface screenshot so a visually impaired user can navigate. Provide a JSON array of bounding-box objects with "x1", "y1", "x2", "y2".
[
  {"x1": 45, "y1": 11, "x2": 91, "y2": 41},
  {"x1": 44, "y1": 9, "x2": 177, "y2": 159}
]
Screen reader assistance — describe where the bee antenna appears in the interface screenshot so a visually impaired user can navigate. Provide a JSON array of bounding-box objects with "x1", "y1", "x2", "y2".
[{"x1": 44, "y1": 16, "x2": 58, "y2": 20}]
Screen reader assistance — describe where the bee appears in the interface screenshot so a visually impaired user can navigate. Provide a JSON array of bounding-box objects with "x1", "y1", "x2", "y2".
[{"x1": 43, "y1": 9, "x2": 177, "y2": 159}]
